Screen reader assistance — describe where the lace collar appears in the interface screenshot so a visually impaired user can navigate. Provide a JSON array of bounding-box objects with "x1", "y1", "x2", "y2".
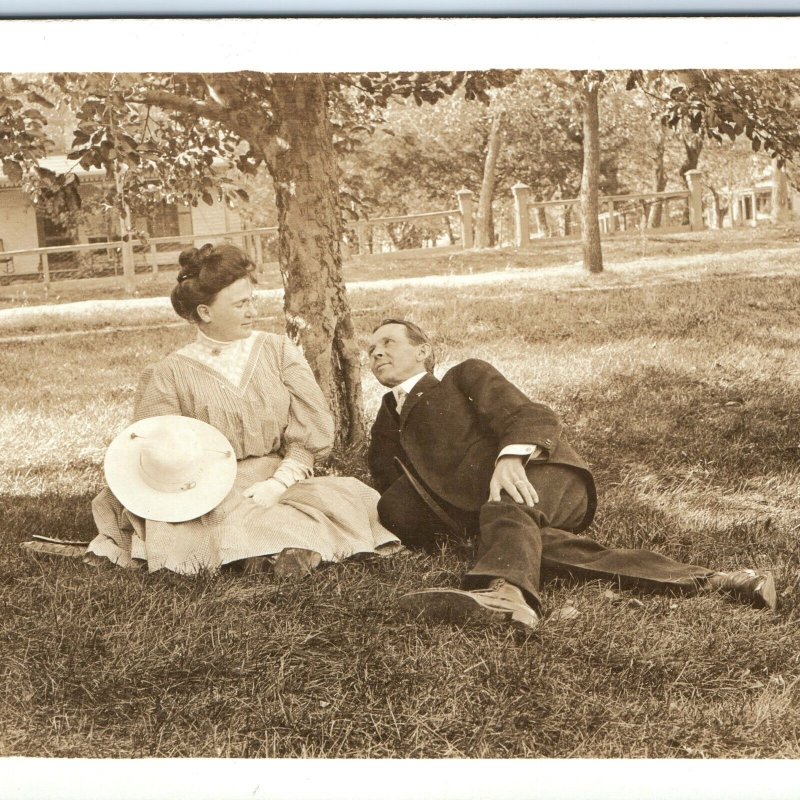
[{"x1": 195, "y1": 328, "x2": 251, "y2": 356}]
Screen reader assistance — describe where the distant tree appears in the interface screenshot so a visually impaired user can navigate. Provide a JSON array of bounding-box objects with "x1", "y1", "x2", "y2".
[
  {"x1": 346, "y1": 70, "x2": 635, "y2": 249},
  {"x1": 577, "y1": 72, "x2": 604, "y2": 273},
  {"x1": 474, "y1": 110, "x2": 504, "y2": 248}
]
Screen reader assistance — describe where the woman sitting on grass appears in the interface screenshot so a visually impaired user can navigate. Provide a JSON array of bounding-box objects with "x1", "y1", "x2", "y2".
[{"x1": 86, "y1": 243, "x2": 399, "y2": 576}]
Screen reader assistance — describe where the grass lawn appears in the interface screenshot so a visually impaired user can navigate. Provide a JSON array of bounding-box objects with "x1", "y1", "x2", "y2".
[{"x1": 1, "y1": 229, "x2": 799, "y2": 758}]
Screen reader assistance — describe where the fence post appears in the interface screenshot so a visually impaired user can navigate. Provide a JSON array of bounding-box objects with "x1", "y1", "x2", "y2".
[
  {"x1": 356, "y1": 222, "x2": 369, "y2": 255},
  {"x1": 685, "y1": 170, "x2": 705, "y2": 231},
  {"x1": 511, "y1": 182, "x2": 530, "y2": 248},
  {"x1": 456, "y1": 189, "x2": 474, "y2": 249},
  {"x1": 731, "y1": 192, "x2": 741, "y2": 227},
  {"x1": 41, "y1": 253, "x2": 50, "y2": 287},
  {"x1": 149, "y1": 242, "x2": 158, "y2": 275}
]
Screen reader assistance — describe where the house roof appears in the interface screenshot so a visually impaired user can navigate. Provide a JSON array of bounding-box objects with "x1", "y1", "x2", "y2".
[
  {"x1": 0, "y1": 153, "x2": 237, "y2": 190},
  {"x1": 0, "y1": 154, "x2": 107, "y2": 189}
]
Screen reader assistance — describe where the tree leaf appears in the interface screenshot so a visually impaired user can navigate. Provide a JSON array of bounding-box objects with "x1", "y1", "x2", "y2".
[
  {"x1": 27, "y1": 91, "x2": 55, "y2": 109},
  {"x1": 3, "y1": 159, "x2": 22, "y2": 182}
]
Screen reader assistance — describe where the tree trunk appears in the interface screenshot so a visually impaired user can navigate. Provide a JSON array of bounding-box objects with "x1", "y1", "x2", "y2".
[
  {"x1": 474, "y1": 111, "x2": 504, "y2": 249},
  {"x1": 580, "y1": 82, "x2": 603, "y2": 274},
  {"x1": 647, "y1": 120, "x2": 668, "y2": 229},
  {"x1": 535, "y1": 205, "x2": 549, "y2": 237},
  {"x1": 113, "y1": 165, "x2": 136, "y2": 294},
  {"x1": 771, "y1": 158, "x2": 791, "y2": 224},
  {"x1": 679, "y1": 131, "x2": 704, "y2": 186},
  {"x1": 708, "y1": 187, "x2": 727, "y2": 229},
  {"x1": 444, "y1": 215, "x2": 455, "y2": 245},
  {"x1": 267, "y1": 74, "x2": 364, "y2": 446},
  {"x1": 562, "y1": 205, "x2": 572, "y2": 237},
  {"x1": 679, "y1": 131, "x2": 703, "y2": 225}
]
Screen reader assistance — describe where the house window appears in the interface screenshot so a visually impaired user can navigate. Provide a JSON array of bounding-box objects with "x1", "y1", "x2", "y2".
[
  {"x1": 146, "y1": 202, "x2": 181, "y2": 238},
  {"x1": 36, "y1": 209, "x2": 76, "y2": 248},
  {"x1": 133, "y1": 201, "x2": 193, "y2": 239}
]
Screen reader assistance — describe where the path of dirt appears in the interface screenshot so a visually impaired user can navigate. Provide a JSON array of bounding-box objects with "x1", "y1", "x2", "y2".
[{"x1": 1, "y1": 245, "x2": 796, "y2": 344}]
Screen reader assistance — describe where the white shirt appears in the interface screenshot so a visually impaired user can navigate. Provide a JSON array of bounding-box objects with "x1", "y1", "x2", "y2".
[
  {"x1": 393, "y1": 371, "x2": 429, "y2": 410},
  {"x1": 394, "y1": 373, "x2": 542, "y2": 464}
]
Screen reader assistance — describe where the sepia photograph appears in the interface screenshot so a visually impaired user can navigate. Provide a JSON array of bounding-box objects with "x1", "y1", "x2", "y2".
[{"x1": 0, "y1": 15, "x2": 798, "y2": 798}]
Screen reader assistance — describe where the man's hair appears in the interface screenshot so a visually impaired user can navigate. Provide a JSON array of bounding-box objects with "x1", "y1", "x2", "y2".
[{"x1": 374, "y1": 318, "x2": 436, "y2": 372}]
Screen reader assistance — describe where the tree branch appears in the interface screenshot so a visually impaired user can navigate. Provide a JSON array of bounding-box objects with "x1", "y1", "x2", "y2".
[{"x1": 129, "y1": 89, "x2": 230, "y2": 123}]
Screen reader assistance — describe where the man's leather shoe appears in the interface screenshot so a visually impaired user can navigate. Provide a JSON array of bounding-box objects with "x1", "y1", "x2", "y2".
[
  {"x1": 708, "y1": 569, "x2": 777, "y2": 611},
  {"x1": 398, "y1": 578, "x2": 539, "y2": 629}
]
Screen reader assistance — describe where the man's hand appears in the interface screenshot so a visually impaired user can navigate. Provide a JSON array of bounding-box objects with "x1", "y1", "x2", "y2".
[
  {"x1": 489, "y1": 456, "x2": 539, "y2": 507},
  {"x1": 243, "y1": 478, "x2": 286, "y2": 509}
]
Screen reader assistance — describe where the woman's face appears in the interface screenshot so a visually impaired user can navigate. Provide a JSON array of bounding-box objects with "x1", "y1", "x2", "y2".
[{"x1": 197, "y1": 277, "x2": 256, "y2": 341}]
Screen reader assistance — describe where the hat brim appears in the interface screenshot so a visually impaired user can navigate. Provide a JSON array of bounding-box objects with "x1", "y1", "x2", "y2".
[{"x1": 104, "y1": 415, "x2": 237, "y2": 523}]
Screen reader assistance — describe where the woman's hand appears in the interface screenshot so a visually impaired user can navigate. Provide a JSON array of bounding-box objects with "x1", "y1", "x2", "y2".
[{"x1": 242, "y1": 478, "x2": 286, "y2": 509}]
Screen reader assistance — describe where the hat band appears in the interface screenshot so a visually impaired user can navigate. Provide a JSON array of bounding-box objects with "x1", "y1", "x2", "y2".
[{"x1": 138, "y1": 453, "x2": 200, "y2": 494}]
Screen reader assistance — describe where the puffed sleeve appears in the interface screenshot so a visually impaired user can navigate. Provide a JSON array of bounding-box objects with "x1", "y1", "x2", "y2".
[
  {"x1": 131, "y1": 362, "x2": 182, "y2": 422},
  {"x1": 279, "y1": 337, "x2": 335, "y2": 468}
]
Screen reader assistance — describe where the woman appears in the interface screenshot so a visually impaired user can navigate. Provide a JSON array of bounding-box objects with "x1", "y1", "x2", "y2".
[{"x1": 87, "y1": 243, "x2": 399, "y2": 575}]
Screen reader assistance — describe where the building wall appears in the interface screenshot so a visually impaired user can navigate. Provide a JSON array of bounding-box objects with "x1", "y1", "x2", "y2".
[
  {"x1": 0, "y1": 189, "x2": 43, "y2": 275},
  {"x1": 191, "y1": 200, "x2": 243, "y2": 245}
]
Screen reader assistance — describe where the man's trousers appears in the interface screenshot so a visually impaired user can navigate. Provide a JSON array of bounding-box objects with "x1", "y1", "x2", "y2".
[{"x1": 377, "y1": 463, "x2": 713, "y2": 610}]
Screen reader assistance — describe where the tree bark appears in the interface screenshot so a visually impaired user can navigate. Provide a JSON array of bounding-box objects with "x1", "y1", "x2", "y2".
[
  {"x1": 679, "y1": 131, "x2": 703, "y2": 225},
  {"x1": 266, "y1": 74, "x2": 365, "y2": 446},
  {"x1": 535, "y1": 205, "x2": 550, "y2": 237},
  {"x1": 444, "y1": 215, "x2": 456, "y2": 245},
  {"x1": 679, "y1": 131, "x2": 703, "y2": 186},
  {"x1": 771, "y1": 158, "x2": 791, "y2": 224},
  {"x1": 113, "y1": 164, "x2": 136, "y2": 294},
  {"x1": 580, "y1": 82, "x2": 603, "y2": 274},
  {"x1": 647, "y1": 120, "x2": 668, "y2": 229},
  {"x1": 474, "y1": 111, "x2": 504, "y2": 249},
  {"x1": 708, "y1": 187, "x2": 727, "y2": 229}
]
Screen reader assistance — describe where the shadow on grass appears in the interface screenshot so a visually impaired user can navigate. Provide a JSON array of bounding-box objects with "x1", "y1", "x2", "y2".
[{"x1": 1, "y1": 491, "x2": 98, "y2": 549}]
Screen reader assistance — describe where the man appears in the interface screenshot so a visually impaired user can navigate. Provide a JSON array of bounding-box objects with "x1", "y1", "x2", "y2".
[{"x1": 366, "y1": 318, "x2": 777, "y2": 629}]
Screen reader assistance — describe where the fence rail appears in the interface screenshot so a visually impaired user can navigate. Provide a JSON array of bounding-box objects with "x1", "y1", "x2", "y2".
[
  {"x1": 0, "y1": 226, "x2": 279, "y2": 286},
  {"x1": 1, "y1": 172, "x2": 710, "y2": 289}
]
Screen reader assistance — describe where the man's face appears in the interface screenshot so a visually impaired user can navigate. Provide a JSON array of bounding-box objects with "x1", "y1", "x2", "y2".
[{"x1": 368, "y1": 323, "x2": 429, "y2": 387}]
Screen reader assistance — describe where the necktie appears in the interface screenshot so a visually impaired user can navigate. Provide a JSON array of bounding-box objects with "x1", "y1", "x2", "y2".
[{"x1": 395, "y1": 388, "x2": 408, "y2": 414}]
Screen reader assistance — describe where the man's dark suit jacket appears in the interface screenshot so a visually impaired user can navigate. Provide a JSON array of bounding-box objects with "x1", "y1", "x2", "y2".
[{"x1": 367, "y1": 359, "x2": 597, "y2": 533}]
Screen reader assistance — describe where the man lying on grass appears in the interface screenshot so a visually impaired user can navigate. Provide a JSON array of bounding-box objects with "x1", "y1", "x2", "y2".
[{"x1": 366, "y1": 318, "x2": 777, "y2": 629}]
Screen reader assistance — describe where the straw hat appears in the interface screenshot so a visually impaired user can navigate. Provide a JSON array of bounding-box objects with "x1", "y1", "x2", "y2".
[{"x1": 104, "y1": 415, "x2": 237, "y2": 522}]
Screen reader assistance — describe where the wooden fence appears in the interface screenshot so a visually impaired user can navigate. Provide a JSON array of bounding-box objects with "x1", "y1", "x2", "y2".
[
  {"x1": 0, "y1": 227, "x2": 278, "y2": 287},
  {"x1": 350, "y1": 170, "x2": 706, "y2": 255},
  {"x1": 0, "y1": 171, "x2": 708, "y2": 288},
  {"x1": 511, "y1": 169, "x2": 704, "y2": 244}
]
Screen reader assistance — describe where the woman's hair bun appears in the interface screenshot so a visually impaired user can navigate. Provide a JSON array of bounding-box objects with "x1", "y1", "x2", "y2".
[
  {"x1": 177, "y1": 243, "x2": 214, "y2": 283},
  {"x1": 171, "y1": 242, "x2": 255, "y2": 323}
]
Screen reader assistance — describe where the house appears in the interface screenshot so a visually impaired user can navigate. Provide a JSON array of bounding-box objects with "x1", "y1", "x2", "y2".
[
  {"x1": 727, "y1": 174, "x2": 800, "y2": 227},
  {"x1": 0, "y1": 155, "x2": 243, "y2": 279}
]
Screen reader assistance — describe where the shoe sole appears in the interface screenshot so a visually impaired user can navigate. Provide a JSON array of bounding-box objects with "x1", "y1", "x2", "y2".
[
  {"x1": 756, "y1": 573, "x2": 778, "y2": 612},
  {"x1": 398, "y1": 588, "x2": 539, "y2": 629}
]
